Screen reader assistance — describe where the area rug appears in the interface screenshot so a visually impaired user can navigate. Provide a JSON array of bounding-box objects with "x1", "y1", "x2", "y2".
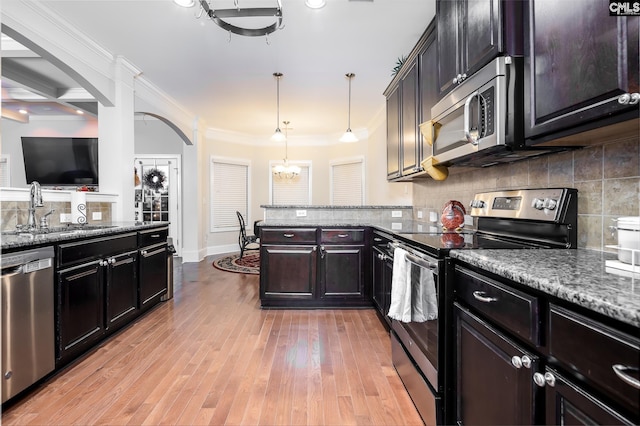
[{"x1": 212, "y1": 250, "x2": 260, "y2": 275}]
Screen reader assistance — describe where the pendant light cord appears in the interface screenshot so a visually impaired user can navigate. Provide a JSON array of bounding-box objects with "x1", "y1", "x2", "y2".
[{"x1": 346, "y1": 73, "x2": 355, "y2": 131}]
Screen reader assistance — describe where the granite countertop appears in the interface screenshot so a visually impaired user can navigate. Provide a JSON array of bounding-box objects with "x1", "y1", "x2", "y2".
[
  {"x1": 450, "y1": 249, "x2": 640, "y2": 329},
  {"x1": 260, "y1": 205, "x2": 412, "y2": 209},
  {"x1": 258, "y1": 219, "x2": 444, "y2": 235},
  {"x1": 1, "y1": 221, "x2": 170, "y2": 252}
]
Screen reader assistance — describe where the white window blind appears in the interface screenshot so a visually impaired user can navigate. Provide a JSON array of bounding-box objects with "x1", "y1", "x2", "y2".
[
  {"x1": 0, "y1": 156, "x2": 10, "y2": 187},
  {"x1": 271, "y1": 164, "x2": 311, "y2": 205},
  {"x1": 331, "y1": 158, "x2": 364, "y2": 205},
  {"x1": 211, "y1": 158, "x2": 250, "y2": 231}
]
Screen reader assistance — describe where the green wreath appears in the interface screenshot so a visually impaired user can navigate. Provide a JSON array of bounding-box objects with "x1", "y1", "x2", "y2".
[{"x1": 143, "y1": 168, "x2": 166, "y2": 192}]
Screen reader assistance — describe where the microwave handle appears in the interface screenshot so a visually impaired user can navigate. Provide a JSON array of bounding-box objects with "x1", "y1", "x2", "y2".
[{"x1": 464, "y1": 91, "x2": 480, "y2": 146}]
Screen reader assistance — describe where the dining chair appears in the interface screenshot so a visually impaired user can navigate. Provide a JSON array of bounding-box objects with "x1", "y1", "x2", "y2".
[{"x1": 236, "y1": 211, "x2": 260, "y2": 258}]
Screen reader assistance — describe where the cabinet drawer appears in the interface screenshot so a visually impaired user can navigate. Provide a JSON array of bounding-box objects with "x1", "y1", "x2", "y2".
[
  {"x1": 58, "y1": 233, "x2": 137, "y2": 268},
  {"x1": 138, "y1": 227, "x2": 168, "y2": 247},
  {"x1": 320, "y1": 229, "x2": 365, "y2": 244},
  {"x1": 261, "y1": 228, "x2": 317, "y2": 244},
  {"x1": 549, "y1": 304, "x2": 640, "y2": 414},
  {"x1": 454, "y1": 267, "x2": 540, "y2": 346}
]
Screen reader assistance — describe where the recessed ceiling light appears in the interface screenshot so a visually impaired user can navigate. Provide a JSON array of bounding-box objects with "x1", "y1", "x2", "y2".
[
  {"x1": 18, "y1": 109, "x2": 28, "y2": 115},
  {"x1": 174, "y1": 0, "x2": 195, "y2": 7},
  {"x1": 305, "y1": 0, "x2": 326, "y2": 9}
]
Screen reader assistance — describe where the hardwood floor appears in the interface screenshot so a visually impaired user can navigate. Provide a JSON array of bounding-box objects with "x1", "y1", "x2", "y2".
[{"x1": 1, "y1": 255, "x2": 423, "y2": 425}]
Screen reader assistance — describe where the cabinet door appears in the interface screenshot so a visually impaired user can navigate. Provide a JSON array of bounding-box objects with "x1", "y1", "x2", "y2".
[
  {"x1": 319, "y1": 244, "x2": 365, "y2": 299},
  {"x1": 386, "y1": 86, "x2": 401, "y2": 180},
  {"x1": 401, "y1": 60, "x2": 419, "y2": 176},
  {"x1": 455, "y1": 304, "x2": 542, "y2": 425},
  {"x1": 525, "y1": 0, "x2": 640, "y2": 139},
  {"x1": 545, "y1": 368, "x2": 635, "y2": 425},
  {"x1": 463, "y1": 0, "x2": 501, "y2": 77},
  {"x1": 58, "y1": 262, "x2": 105, "y2": 362},
  {"x1": 260, "y1": 245, "x2": 317, "y2": 300},
  {"x1": 106, "y1": 251, "x2": 138, "y2": 332},
  {"x1": 419, "y1": 29, "x2": 439, "y2": 162},
  {"x1": 139, "y1": 244, "x2": 168, "y2": 309},
  {"x1": 437, "y1": 0, "x2": 461, "y2": 96},
  {"x1": 372, "y1": 246, "x2": 393, "y2": 327}
]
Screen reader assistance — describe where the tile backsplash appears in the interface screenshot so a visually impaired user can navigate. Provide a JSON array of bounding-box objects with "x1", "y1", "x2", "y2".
[
  {"x1": 413, "y1": 135, "x2": 640, "y2": 252},
  {"x1": 1, "y1": 201, "x2": 112, "y2": 230}
]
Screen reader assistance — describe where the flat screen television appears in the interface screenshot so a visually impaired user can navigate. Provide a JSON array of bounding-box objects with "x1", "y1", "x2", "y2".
[{"x1": 21, "y1": 136, "x2": 99, "y2": 187}]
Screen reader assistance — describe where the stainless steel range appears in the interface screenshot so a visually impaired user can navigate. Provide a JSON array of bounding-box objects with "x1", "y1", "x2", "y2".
[{"x1": 387, "y1": 188, "x2": 578, "y2": 425}]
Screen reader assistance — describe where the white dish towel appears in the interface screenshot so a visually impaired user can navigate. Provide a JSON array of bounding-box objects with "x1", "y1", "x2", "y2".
[
  {"x1": 388, "y1": 247, "x2": 412, "y2": 322},
  {"x1": 388, "y1": 247, "x2": 439, "y2": 323}
]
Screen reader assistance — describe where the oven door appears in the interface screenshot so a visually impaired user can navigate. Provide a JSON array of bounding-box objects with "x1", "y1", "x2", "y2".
[{"x1": 390, "y1": 247, "x2": 442, "y2": 391}]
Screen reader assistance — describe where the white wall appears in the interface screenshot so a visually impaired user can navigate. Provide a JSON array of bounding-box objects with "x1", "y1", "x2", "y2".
[{"x1": 1, "y1": 116, "x2": 98, "y2": 188}]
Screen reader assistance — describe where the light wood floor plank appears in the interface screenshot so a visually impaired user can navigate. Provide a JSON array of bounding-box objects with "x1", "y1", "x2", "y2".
[{"x1": 1, "y1": 256, "x2": 423, "y2": 425}]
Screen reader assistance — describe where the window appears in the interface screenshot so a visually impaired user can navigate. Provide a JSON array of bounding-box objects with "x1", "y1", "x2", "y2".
[
  {"x1": 210, "y1": 157, "x2": 251, "y2": 231},
  {"x1": 330, "y1": 157, "x2": 364, "y2": 205},
  {"x1": 0, "y1": 155, "x2": 10, "y2": 187},
  {"x1": 270, "y1": 160, "x2": 312, "y2": 205}
]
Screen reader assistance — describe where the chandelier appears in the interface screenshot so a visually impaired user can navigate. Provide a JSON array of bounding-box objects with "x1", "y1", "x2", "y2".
[
  {"x1": 186, "y1": 0, "x2": 284, "y2": 38},
  {"x1": 272, "y1": 121, "x2": 301, "y2": 179}
]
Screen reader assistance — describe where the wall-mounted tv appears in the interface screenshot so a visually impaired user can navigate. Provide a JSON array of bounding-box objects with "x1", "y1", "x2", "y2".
[{"x1": 21, "y1": 137, "x2": 99, "y2": 187}]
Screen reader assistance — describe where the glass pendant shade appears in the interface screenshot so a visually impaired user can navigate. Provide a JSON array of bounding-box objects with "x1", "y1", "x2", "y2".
[
  {"x1": 173, "y1": 0, "x2": 195, "y2": 7},
  {"x1": 271, "y1": 128, "x2": 286, "y2": 142},
  {"x1": 339, "y1": 129, "x2": 359, "y2": 143}
]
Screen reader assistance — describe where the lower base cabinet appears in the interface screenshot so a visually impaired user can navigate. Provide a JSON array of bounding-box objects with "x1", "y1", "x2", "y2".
[
  {"x1": 455, "y1": 303, "x2": 541, "y2": 425},
  {"x1": 106, "y1": 250, "x2": 138, "y2": 332},
  {"x1": 139, "y1": 243, "x2": 168, "y2": 310},
  {"x1": 259, "y1": 227, "x2": 370, "y2": 308}
]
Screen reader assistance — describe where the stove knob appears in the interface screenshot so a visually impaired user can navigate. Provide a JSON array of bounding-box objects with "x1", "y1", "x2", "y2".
[
  {"x1": 532, "y1": 198, "x2": 545, "y2": 210},
  {"x1": 543, "y1": 198, "x2": 557, "y2": 210}
]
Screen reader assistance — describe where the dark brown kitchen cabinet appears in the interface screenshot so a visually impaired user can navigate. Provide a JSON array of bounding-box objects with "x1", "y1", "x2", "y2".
[
  {"x1": 437, "y1": 0, "x2": 519, "y2": 97},
  {"x1": 56, "y1": 232, "x2": 138, "y2": 365},
  {"x1": 400, "y1": 59, "x2": 420, "y2": 176},
  {"x1": 57, "y1": 260, "x2": 105, "y2": 365},
  {"x1": 105, "y1": 250, "x2": 138, "y2": 332},
  {"x1": 385, "y1": 19, "x2": 436, "y2": 181},
  {"x1": 138, "y1": 227, "x2": 168, "y2": 310},
  {"x1": 371, "y1": 231, "x2": 393, "y2": 328},
  {"x1": 386, "y1": 85, "x2": 401, "y2": 180},
  {"x1": 260, "y1": 228, "x2": 318, "y2": 307},
  {"x1": 544, "y1": 368, "x2": 636, "y2": 425},
  {"x1": 318, "y1": 229, "x2": 368, "y2": 305},
  {"x1": 524, "y1": 0, "x2": 640, "y2": 142},
  {"x1": 454, "y1": 303, "x2": 542, "y2": 425}
]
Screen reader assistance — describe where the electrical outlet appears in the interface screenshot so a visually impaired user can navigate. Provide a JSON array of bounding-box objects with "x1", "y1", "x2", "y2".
[
  {"x1": 92, "y1": 212, "x2": 102, "y2": 221},
  {"x1": 417, "y1": 210, "x2": 424, "y2": 219},
  {"x1": 429, "y1": 211, "x2": 438, "y2": 223},
  {"x1": 60, "y1": 213, "x2": 71, "y2": 223},
  {"x1": 296, "y1": 210, "x2": 307, "y2": 217},
  {"x1": 391, "y1": 210, "x2": 402, "y2": 218},
  {"x1": 391, "y1": 222, "x2": 403, "y2": 230}
]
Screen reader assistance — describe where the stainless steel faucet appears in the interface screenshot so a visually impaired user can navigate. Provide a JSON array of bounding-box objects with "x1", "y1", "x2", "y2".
[{"x1": 26, "y1": 181, "x2": 44, "y2": 231}]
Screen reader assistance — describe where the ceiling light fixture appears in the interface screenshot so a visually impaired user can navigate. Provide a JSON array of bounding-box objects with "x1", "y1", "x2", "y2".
[
  {"x1": 174, "y1": 0, "x2": 195, "y2": 7},
  {"x1": 197, "y1": 0, "x2": 284, "y2": 38},
  {"x1": 271, "y1": 72, "x2": 286, "y2": 142},
  {"x1": 305, "y1": 0, "x2": 326, "y2": 9},
  {"x1": 272, "y1": 121, "x2": 301, "y2": 179},
  {"x1": 339, "y1": 73, "x2": 359, "y2": 143}
]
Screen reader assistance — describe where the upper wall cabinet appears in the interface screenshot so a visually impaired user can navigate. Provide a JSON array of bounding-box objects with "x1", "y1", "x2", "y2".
[
  {"x1": 437, "y1": 0, "x2": 523, "y2": 97},
  {"x1": 524, "y1": 0, "x2": 640, "y2": 142},
  {"x1": 385, "y1": 20, "x2": 437, "y2": 181}
]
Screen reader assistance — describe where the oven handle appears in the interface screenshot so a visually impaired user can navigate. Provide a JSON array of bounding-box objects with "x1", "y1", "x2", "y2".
[{"x1": 405, "y1": 252, "x2": 439, "y2": 272}]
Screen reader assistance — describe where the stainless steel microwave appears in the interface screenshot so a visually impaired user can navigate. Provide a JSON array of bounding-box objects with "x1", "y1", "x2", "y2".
[{"x1": 424, "y1": 56, "x2": 557, "y2": 167}]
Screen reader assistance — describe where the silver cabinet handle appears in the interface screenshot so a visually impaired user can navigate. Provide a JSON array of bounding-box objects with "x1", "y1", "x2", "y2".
[
  {"x1": 141, "y1": 250, "x2": 148, "y2": 256},
  {"x1": 283, "y1": 233, "x2": 294, "y2": 238},
  {"x1": 472, "y1": 291, "x2": 497, "y2": 303},
  {"x1": 337, "y1": 233, "x2": 349, "y2": 238},
  {"x1": 612, "y1": 364, "x2": 640, "y2": 389},
  {"x1": 511, "y1": 355, "x2": 532, "y2": 369},
  {"x1": 373, "y1": 238, "x2": 382, "y2": 242},
  {"x1": 630, "y1": 93, "x2": 640, "y2": 105},
  {"x1": 533, "y1": 372, "x2": 555, "y2": 387},
  {"x1": 99, "y1": 260, "x2": 108, "y2": 267}
]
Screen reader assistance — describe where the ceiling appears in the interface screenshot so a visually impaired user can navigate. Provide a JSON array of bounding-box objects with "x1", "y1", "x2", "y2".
[{"x1": 1, "y1": 0, "x2": 435, "y2": 142}]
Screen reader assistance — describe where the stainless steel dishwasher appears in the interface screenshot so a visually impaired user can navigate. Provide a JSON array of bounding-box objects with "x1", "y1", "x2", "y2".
[{"x1": 1, "y1": 246, "x2": 55, "y2": 403}]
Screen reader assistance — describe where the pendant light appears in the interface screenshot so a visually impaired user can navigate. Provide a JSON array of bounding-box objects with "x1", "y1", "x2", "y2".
[
  {"x1": 272, "y1": 121, "x2": 301, "y2": 179},
  {"x1": 339, "y1": 73, "x2": 359, "y2": 143},
  {"x1": 271, "y1": 72, "x2": 286, "y2": 142}
]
